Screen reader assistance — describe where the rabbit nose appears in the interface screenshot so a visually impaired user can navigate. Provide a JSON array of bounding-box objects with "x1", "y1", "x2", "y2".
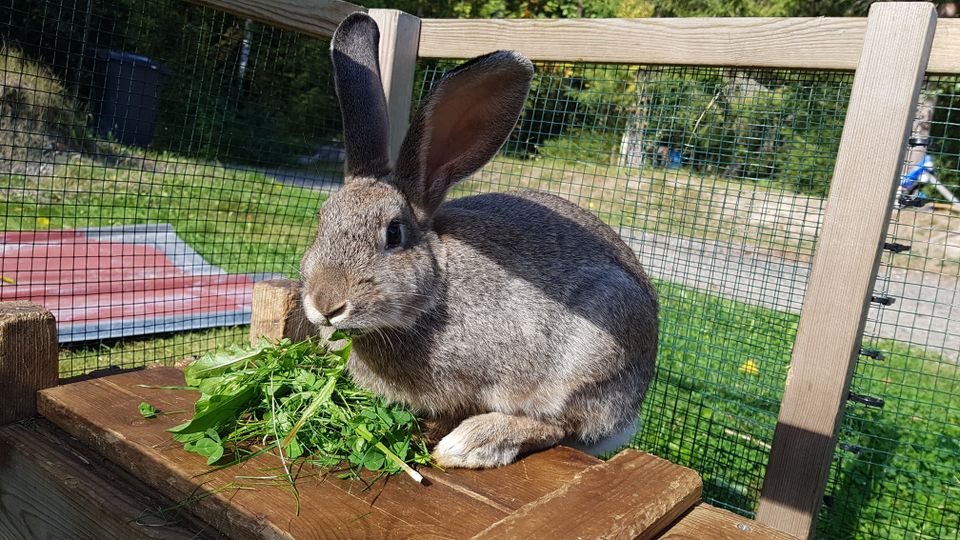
[
  {"x1": 309, "y1": 266, "x2": 350, "y2": 324},
  {"x1": 321, "y1": 302, "x2": 348, "y2": 322}
]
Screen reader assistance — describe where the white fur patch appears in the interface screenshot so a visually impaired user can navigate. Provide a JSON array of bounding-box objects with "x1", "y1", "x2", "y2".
[
  {"x1": 432, "y1": 425, "x2": 517, "y2": 469},
  {"x1": 301, "y1": 295, "x2": 326, "y2": 326}
]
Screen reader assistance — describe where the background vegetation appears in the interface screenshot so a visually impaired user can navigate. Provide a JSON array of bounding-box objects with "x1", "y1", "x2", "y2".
[{"x1": 5, "y1": 0, "x2": 959, "y2": 197}]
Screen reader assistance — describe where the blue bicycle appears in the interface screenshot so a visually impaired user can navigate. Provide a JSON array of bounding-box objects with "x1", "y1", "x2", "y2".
[{"x1": 896, "y1": 154, "x2": 960, "y2": 209}]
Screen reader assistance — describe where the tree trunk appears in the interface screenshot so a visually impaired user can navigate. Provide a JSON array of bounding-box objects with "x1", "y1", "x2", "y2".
[
  {"x1": 904, "y1": 85, "x2": 936, "y2": 168},
  {"x1": 618, "y1": 68, "x2": 653, "y2": 173}
]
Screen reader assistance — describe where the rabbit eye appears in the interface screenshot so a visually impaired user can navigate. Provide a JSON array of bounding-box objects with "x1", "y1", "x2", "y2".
[{"x1": 385, "y1": 220, "x2": 404, "y2": 250}]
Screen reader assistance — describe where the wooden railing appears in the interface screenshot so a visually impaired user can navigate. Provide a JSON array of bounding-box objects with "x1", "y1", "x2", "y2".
[{"x1": 178, "y1": 2, "x2": 958, "y2": 537}]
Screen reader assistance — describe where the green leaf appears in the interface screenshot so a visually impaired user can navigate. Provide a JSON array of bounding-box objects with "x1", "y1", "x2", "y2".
[
  {"x1": 363, "y1": 452, "x2": 385, "y2": 471},
  {"x1": 207, "y1": 444, "x2": 225, "y2": 465},
  {"x1": 167, "y1": 384, "x2": 258, "y2": 435},
  {"x1": 185, "y1": 436, "x2": 221, "y2": 458},
  {"x1": 183, "y1": 343, "x2": 268, "y2": 386},
  {"x1": 138, "y1": 402, "x2": 158, "y2": 419}
]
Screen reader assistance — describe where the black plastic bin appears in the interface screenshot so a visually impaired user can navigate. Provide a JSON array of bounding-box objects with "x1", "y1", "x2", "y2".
[{"x1": 86, "y1": 49, "x2": 170, "y2": 147}]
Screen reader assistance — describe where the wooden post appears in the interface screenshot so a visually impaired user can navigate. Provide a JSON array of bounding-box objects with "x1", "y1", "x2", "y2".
[
  {"x1": 756, "y1": 3, "x2": 937, "y2": 538},
  {"x1": 249, "y1": 279, "x2": 312, "y2": 345},
  {"x1": 368, "y1": 9, "x2": 421, "y2": 165},
  {"x1": 0, "y1": 302, "x2": 58, "y2": 425}
]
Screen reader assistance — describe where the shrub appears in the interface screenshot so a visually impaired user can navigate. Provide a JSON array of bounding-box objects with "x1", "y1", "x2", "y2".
[{"x1": 0, "y1": 45, "x2": 87, "y2": 174}]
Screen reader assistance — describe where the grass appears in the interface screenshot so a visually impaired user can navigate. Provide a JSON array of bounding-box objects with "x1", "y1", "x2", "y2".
[
  {"x1": 1, "y1": 154, "x2": 326, "y2": 275},
  {"x1": 641, "y1": 279, "x2": 959, "y2": 539}
]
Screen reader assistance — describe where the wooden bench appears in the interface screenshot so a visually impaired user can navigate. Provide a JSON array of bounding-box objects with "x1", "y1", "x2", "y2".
[{"x1": 0, "y1": 297, "x2": 796, "y2": 539}]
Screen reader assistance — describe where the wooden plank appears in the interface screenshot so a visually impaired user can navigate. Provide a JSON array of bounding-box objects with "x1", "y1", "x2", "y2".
[
  {"x1": 368, "y1": 9, "x2": 421, "y2": 165},
  {"x1": 182, "y1": 2, "x2": 960, "y2": 75},
  {"x1": 418, "y1": 17, "x2": 868, "y2": 69},
  {"x1": 658, "y1": 505, "x2": 799, "y2": 540},
  {"x1": 755, "y1": 3, "x2": 937, "y2": 539},
  {"x1": 36, "y1": 367, "x2": 612, "y2": 539},
  {"x1": 423, "y1": 445, "x2": 601, "y2": 511},
  {"x1": 249, "y1": 278, "x2": 312, "y2": 345},
  {"x1": 472, "y1": 449, "x2": 702, "y2": 540},
  {"x1": 0, "y1": 301, "x2": 58, "y2": 425},
  {"x1": 929, "y1": 18, "x2": 960, "y2": 74},
  {"x1": 0, "y1": 420, "x2": 215, "y2": 539},
  {"x1": 185, "y1": 0, "x2": 363, "y2": 40}
]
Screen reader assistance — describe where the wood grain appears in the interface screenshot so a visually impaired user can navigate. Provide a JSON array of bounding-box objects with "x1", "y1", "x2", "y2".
[
  {"x1": 929, "y1": 19, "x2": 960, "y2": 74},
  {"x1": 369, "y1": 9, "x2": 421, "y2": 164},
  {"x1": 472, "y1": 449, "x2": 702, "y2": 540},
  {"x1": 424, "y1": 444, "x2": 601, "y2": 511},
  {"x1": 418, "y1": 17, "x2": 868, "y2": 69},
  {"x1": 0, "y1": 420, "x2": 214, "y2": 539},
  {"x1": 756, "y1": 4, "x2": 937, "y2": 539},
  {"x1": 185, "y1": 0, "x2": 362, "y2": 40},
  {"x1": 0, "y1": 301, "x2": 58, "y2": 425},
  {"x1": 36, "y1": 367, "x2": 623, "y2": 539},
  {"x1": 249, "y1": 278, "x2": 312, "y2": 345},
  {"x1": 419, "y1": 16, "x2": 960, "y2": 74},
  {"x1": 659, "y1": 505, "x2": 800, "y2": 540}
]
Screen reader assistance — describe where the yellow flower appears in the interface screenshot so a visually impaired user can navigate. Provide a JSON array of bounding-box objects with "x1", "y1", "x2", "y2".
[
  {"x1": 36, "y1": 217, "x2": 50, "y2": 228},
  {"x1": 739, "y1": 359, "x2": 760, "y2": 376}
]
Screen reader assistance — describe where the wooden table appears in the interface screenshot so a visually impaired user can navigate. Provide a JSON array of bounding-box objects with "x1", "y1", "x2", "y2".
[{"x1": 0, "y1": 367, "x2": 796, "y2": 539}]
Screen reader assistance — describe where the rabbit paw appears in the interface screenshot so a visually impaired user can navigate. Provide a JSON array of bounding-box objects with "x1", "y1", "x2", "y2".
[{"x1": 431, "y1": 412, "x2": 564, "y2": 469}]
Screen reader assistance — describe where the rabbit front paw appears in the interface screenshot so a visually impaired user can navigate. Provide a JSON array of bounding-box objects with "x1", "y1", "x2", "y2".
[{"x1": 431, "y1": 412, "x2": 564, "y2": 469}]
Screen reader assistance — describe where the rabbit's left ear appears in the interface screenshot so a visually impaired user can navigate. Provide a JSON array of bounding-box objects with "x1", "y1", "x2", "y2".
[
  {"x1": 331, "y1": 12, "x2": 390, "y2": 178},
  {"x1": 393, "y1": 51, "x2": 533, "y2": 217}
]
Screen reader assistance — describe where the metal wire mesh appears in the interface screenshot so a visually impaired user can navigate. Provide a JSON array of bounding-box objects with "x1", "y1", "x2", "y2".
[
  {"x1": 2, "y1": 0, "x2": 338, "y2": 377},
  {"x1": 417, "y1": 60, "x2": 848, "y2": 519},
  {"x1": 820, "y1": 75, "x2": 960, "y2": 539}
]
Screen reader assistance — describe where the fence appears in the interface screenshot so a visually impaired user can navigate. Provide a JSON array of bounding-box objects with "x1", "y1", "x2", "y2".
[{"x1": 2, "y1": 1, "x2": 959, "y2": 538}]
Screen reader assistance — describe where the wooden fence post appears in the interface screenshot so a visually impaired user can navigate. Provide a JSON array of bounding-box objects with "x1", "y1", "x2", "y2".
[
  {"x1": 250, "y1": 279, "x2": 312, "y2": 345},
  {"x1": 755, "y1": 3, "x2": 937, "y2": 538},
  {"x1": 0, "y1": 302, "x2": 58, "y2": 425},
  {"x1": 368, "y1": 9, "x2": 421, "y2": 165}
]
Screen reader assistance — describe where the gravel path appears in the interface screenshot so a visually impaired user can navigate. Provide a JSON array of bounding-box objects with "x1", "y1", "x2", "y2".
[{"x1": 628, "y1": 231, "x2": 959, "y2": 361}]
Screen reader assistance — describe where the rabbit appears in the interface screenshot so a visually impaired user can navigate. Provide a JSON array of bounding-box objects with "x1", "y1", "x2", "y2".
[{"x1": 300, "y1": 12, "x2": 659, "y2": 469}]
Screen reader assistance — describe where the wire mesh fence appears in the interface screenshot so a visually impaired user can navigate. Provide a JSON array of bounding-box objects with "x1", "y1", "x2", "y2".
[
  {"x1": 2, "y1": 0, "x2": 337, "y2": 376},
  {"x1": 2, "y1": 1, "x2": 959, "y2": 538},
  {"x1": 821, "y1": 76, "x2": 960, "y2": 539},
  {"x1": 417, "y1": 60, "x2": 958, "y2": 537}
]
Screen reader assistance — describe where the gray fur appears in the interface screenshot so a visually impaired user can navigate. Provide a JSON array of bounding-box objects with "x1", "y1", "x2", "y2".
[
  {"x1": 330, "y1": 13, "x2": 390, "y2": 178},
  {"x1": 301, "y1": 12, "x2": 659, "y2": 468}
]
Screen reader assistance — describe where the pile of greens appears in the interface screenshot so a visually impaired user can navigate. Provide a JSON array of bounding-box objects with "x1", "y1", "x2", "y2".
[{"x1": 143, "y1": 333, "x2": 430, "y2": 482}]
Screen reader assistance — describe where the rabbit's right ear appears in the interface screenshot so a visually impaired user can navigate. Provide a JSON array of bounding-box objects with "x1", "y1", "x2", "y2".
[
  {"x1": 331, "y1": 13, "x2": 390, "y2": 178},
  {"x1": 393, "y1": 51, "x2": 533, "y2": 219}
]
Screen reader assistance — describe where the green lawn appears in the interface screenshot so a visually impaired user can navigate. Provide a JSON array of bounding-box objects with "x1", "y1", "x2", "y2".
[
  {"x1": 1, "y1": 153, "x2": 326, "y2": 275},
  {"x1": 642, "y1": 279, "x2": 959, "y2": 539},
  {"x1": 3, "y1": 152, "x2": 957, "y2": 539}
]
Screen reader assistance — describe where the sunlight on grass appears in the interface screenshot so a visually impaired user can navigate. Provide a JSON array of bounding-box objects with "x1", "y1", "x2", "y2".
[
  {"x1": 1, "y1": 153, "x2": 326, "y2": 276},
  {"x1": 640, "y1": 279, "x2": 959, "y2": 537}
]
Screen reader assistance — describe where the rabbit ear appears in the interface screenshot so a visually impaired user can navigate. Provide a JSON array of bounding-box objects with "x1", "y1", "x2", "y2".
[
  {"x1": 331, "y1": 13, "x2": 390, "y2": 178},
  {"x1": 394, "y1": 51, "x2": 533, "y2": 217}
]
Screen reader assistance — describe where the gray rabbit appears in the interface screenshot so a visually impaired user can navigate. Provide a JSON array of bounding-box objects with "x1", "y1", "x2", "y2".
[{"x1": 300, "y1": 13, "x2": 658, "y2": 468}]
